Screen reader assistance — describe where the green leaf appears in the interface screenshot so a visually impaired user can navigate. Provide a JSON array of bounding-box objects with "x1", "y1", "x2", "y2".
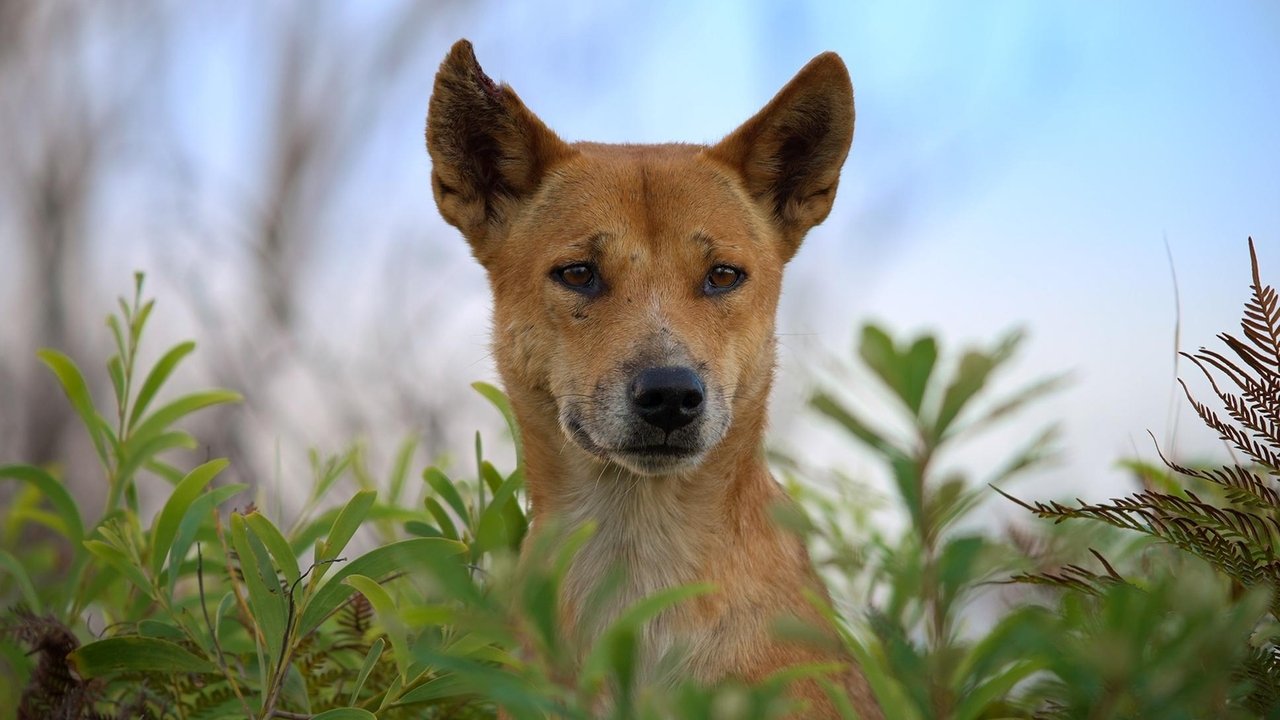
[
  {"x1": 579, "y1": 582, "x2": 714, "y2": 693},
  {"x1": 425, "y1": 497, "x2": 460, "y2": 540},
  {"x1": 472, "y1": 381, "x2": 522, "y2": 464},
  {"x1": 230, "y1": 514, "x2": 287, "y2": 665},
  {"x1": 149, "y1": 459, "x2": 228, "y2": 577},
  {"x1": 0, "y1": 464, "x2": 85, "y2": 548},
  {"x1": 858, "y1": 325, "x2": 902, "y2": 395},
  {"x1": 315, "y1": 489, "x2": 377, "y2": 583},
  {"x1": 423, "y1": 467, "x2": 468, "y2": 526},
  {"x1": 900, "y1": 336, "x2": 938, "y2": 414},
  {"x1": 473, "y1": 467, "x2": 524, "y2": 557},
  {"x1": 404, "y1": 521, "x2": 442, "y2": 538},
  {"x1": 106, "y1": 314, "x2": 127, "y2": 365},
  {"x1": 107, "y1": 355, "x2": 125, "y2": 410},
  {"x1": 858, "y1": 326, "x2": 939, "y2": 417},
  {"x1": 810, "y1": 391, "x2": 898, "y2": 456},
  {"x1": 0, "y1": 549, "x2": 41, "y2": 613},
  {"x1": 167, "y1": 484, "x2": 247, "y2": 597},
  {"x1": 393, "y1": 672, "x2": 471, "y2": 705},
  {"x1": 128, "y1": 340, "x2": 196, "y2": 431},
  {"x1": 125, "y1": 390, "x2": 242, "y2": 455},
  {"x1": 311, "y1": 708, "x2": 376, "y2": 720},
  {"x1": 297, "y1": 537, "x2": 466, "y2": 638},
  {"x1": 85, "y1": 539, "x2": 152, "y2": 597},
  {"x1": 37, "y1": 349, "x2": 109, "y2": 465},
  {"x1": 937, "y1": 535, "x2": 986, "y2": 605},
  {"x1": 386, "y1": 437, "x2": 418, "y2": 507},
  {"x1": 349, "y1": 637, "x2": 384, "y2": 705},
  {"x1": 935, "y1": 330, "x2": 1023, "y2": 438},
  {"x1": 134, "y1": 298, "x2": 156, "y2": 340},
  {"x1": 245, "y1": 511, "x2": 301, "y2": 587},
  {"x1": 344, "y1": 575, "x2": 410, "y2": 680},
  {"x1": 310, "y1": 449, "x2": 356, "y2": 504},
  {"x1": 137, "y1": 619, "x2": 186, "y2": 640},
  {"x1": 70, "y1": 637, "x2": 215, "y2": 677}
]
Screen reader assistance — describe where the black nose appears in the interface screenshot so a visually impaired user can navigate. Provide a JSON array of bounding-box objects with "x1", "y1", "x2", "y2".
[{"x1": 630, "y1": 366, "x2": 705, "y2": 432}]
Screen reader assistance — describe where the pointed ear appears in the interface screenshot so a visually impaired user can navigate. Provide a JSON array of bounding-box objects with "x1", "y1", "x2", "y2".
[
  {"x1": 426, "y1": 40, "x2": 575, "y2": 261},
  {"x1": 706, "y1": 52, "x2": 854, "y2": 260}
]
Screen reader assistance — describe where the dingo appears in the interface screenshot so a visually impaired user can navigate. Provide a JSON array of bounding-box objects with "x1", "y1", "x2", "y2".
[{"x1": 426, "y1": 40, "x2": 880, "y2": 718}]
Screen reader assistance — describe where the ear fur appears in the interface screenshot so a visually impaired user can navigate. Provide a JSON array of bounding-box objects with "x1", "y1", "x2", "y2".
[
  {"x1": 425, "y1": 40, "x2": 574, "y2": 260},
  {"x1": 706, "y1": 52, "x2": 855, "y2": 259}
]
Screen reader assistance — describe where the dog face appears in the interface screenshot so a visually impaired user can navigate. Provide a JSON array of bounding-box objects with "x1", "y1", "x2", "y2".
[{"x1": 427, "y1": 41, "x2": 853, "y2": 476}]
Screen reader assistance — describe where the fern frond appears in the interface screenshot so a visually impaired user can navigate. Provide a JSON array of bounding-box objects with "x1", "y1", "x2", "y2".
[
  {"x1": 1242, "y1": 238, "x2": 1280, "y2": 368},
  {"x1": 1239, "y1": 644, "x2": 1280, "y2": 715},
  {"x1": 1007, "y1": 550, "x2": 1124, "y2": 597},
  {"x1": 1179, "y1": 377, "x2": 1280, "y2": 469}
]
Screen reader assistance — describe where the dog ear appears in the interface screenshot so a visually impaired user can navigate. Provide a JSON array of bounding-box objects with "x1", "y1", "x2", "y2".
[
  {"x1": 426, "y1": 40, "x2": 575, "y2": 261},
  {"x1": 706, "y1": 52, "x2": 854, "y2": 260}
]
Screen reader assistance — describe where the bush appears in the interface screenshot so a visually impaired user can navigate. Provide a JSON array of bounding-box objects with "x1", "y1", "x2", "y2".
[{"x1": 2, "y1": 240, "x2": 1277, "y2": 719}]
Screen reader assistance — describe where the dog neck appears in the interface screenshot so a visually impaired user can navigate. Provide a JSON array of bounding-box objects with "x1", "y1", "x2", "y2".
[{"x1": 510, "y1": 379, "x2": 780, "y2": 674}]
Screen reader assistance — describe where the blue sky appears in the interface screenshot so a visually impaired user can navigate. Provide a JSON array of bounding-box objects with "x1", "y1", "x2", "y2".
[
  {"x1": 389, "y1": 2, "x2": 1280, "y2": 501},
  {"x1": 72, "y1": 1, "x2": 1280, "y2": 508}
]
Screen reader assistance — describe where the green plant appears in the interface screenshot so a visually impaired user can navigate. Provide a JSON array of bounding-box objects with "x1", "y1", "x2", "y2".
[
  {"x1": 803, "y1": 322, "x2": 1066, "y2": 719},
  {"x1": 1005, "y1": 238, "x2": 1280, "y2": 717},
  {"x1": 0, "y1": 275, "x2": 805, "y2": 719},
  {"x1": 7, "y1": 240, "x2": 1279, "y2": 720}
]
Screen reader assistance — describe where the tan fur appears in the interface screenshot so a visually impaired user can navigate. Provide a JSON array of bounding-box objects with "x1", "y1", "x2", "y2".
[{"x1": 426, "y1": 40, "x2": 881, "y2": 718}]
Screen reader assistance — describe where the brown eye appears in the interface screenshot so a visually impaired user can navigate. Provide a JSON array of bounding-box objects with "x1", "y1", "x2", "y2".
[
  {"x1": 705, "y1": 265, "x2": 744, "y2": 294},
  {"x1": 553, "y1": 263, "x2": 599, "y2": 294}
]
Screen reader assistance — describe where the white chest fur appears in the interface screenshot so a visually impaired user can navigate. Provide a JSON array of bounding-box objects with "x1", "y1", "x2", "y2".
[{"x1": 552, "y1": 468, "x2": 712, "y2": 684}]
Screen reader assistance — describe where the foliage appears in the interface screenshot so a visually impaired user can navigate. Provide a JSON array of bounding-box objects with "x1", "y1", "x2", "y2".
[
  {"x1": 0, "y1": 275, "x2": 798, "y2": 719},
  {"x1": 3, "y1": 240, "x2": 1279, "y2": 719},
  {"x1": 804, "y1": 321, "x2": 1065, "y2": 719},
  {"x1": 1002, "y1": 238, "x2": 1280, "y2": 716}
]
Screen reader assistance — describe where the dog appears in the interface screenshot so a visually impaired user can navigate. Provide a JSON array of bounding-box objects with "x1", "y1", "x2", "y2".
[{"x1": 426, "y1": 39, "x2": 880, "y2": 718}]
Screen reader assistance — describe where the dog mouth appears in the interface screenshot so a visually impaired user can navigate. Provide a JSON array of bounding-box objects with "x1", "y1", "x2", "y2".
[{"x1": 563, "y1": 416, "x2": 704, "y2": 474}]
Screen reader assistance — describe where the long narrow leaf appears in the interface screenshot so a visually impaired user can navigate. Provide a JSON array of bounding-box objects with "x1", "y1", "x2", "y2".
[
  {"x1": 148, "y1": 459, "x2": 228, "y2": 577},
  {"x1": 472, "y1": 381, "x2": 522, "y2": 464},
  {"x1": 314, "y1": 490, "x2": 377, "y2": 584},
  {"x1": 37, "y1": 349, "x2": 109, "y2": 465},
  {"x1": 70, "y1": 636, "x2": 215, "y2": 677},
  {"x1": 344, "y1": 575, "x2": 410, "y2": 680},
  {"x1": 0, "y1": 549, "x2": 41, "y2": 613},
  {"x1": 245, "y1": 511, "x2": 301, "y2": 586},
  {"x1": 349, "y1": 637, "x2": 384, "y2": 706},
  {"x1": 0, "y1": 464, "x2": 84, "y2": 548},
  {"x1": 297, "y1": 537, "x2": 465, "y2": 638},
  {"x1": 128, "y1": 340, "x2": 196, "y2": 431},
  {"x1": 230, "y1": 514, "x2": 287, "y2": 666},
  {"x1": 125, "y1": 390, "x2": 241, "y2": 454}
]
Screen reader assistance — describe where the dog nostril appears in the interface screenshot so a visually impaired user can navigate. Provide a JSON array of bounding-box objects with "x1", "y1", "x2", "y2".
[
  {"x1": 629, "y1": 366, "x2": 706, "y2": 432},
  {"x1": 634, "y1": 388, "x2": 666, "y2": 410},
  {"x1": 681, "y1": 388, "x2": 704, "y2": 410}
]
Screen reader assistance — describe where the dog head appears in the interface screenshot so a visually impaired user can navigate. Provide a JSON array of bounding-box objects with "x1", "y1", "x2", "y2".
[{"x1": 427, "y1": 40, "x2": 853, "y2": 476}]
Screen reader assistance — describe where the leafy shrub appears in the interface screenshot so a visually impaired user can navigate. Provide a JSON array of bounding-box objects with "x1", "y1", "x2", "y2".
[
  {"x1": 2, "y1": 239, "x2": 1277, "y2": 719},
  {"x1": 1005, "y1": 238, "x2": 1280, "y2": 717},
  {"x1": 0, "y1": 276, "x2": 800, "y2": 719}
]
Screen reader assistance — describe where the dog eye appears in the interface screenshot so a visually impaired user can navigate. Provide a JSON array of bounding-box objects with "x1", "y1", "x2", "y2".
[
  {"x1": 705, "y1": 265, "x2": 744, "y2": 293},
  {"x1": 554, "y1": 263, "x2": 597, "y2": 291}
]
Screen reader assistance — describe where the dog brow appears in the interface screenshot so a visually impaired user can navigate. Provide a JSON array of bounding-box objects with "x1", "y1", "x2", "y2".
[
  {"x1": 563, "y1": 232, "x2": 612, "y2": 259},
  {"x1": 692, "y1": 232, "x2": 717, "y2": 261}
]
